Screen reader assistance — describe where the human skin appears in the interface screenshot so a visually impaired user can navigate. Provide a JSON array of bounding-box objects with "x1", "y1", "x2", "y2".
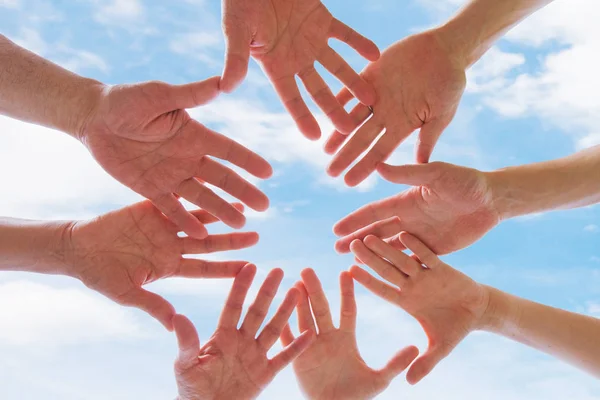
[
  {"x1": 333, "y1": 145, "x2": 600, "y2": 255},
  {"x1": 280, "y1": 268, "x2": 419, "y2": 400},
  {"x1": 0, "y1": 201, "x2": 259, "y2": 330},
  {"x1": 324, "y1": 0, "x2": 554, "y2": 186},
  {"x1": 173, "y1": 264, "x2": 315, "y2": 400},
  {"x1": 350, "y1": 233, "x2": 600, "y2": 384},
  {"x1": 220, "y1": 0, "x2": 380, "y2": 140},
  {"x1": 0, "y1": 35, "x2": 272, "y2": 239}
]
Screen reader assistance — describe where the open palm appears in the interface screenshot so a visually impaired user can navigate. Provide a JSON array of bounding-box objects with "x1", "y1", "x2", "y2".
[
  {"x1": 81, "y1": 76, "x2": 272, "y2": 239},
  {"x1": 325, "y1": 30, "x2": 467, "y2": 186},
  {"x1": 221, "y1": 0, "x2": 380, "y2": 140},
  {"x1": 334, "y1": 162, "x2": 499, "y2": 255},
  {"x1": 173, "y1": 265, "x2": 314, "y2": 400},
  {"x1": 350, "y1": 233, "x2": 489, "y2": 384},
  {"x1": 281, "y1": 268, "x2": 418, "y2": 400},
  {"x1": 68, "y1": 200, "x2": 258, "y2": 329}
]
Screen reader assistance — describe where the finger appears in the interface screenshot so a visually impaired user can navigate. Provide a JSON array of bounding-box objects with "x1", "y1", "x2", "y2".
[
  {"x1": 333, "y1": 195, "x2": 399, "y2": 236},
  {"x1": 217, "y1": 263, "x2": 257, "y2": 329},
  {"x1": 180, "y1": 232, "x2": 259, "y2": 254},
  {"x1": 349, "y1": 265, "x2": 402, "y2": 305},
  {"x1": 329, "y1": 19, "x2": 380, "y2": 62},
  {"x1": 406, "y1": 345, "x2": 452, "y2": 385},
  {"x1": 173, "y1": 314, "x2": 200, "y2": 367},
  {"x1": 350, "y1": 240, "x2": 407, "y2": 288},
  {"x1": 257, "y1": 288, "x2": 299, "y2": 350},
  {"x1": 295, "y1": 282, "x2": 316, "y2": 333},
  {"x1": 270, "y1": 329, "x2": 315, "y2": 373},
  {"x1": 178, "y1": 178, "x2": 246, "y2": 229},
  {"x1": 319, "y1": 47, "x2": 376, "y2": 107},
  {"x1": 240, "y1": 268, "x2": 284, "y2": 337},
  {"x1": 324, "y1": 103, "x2": 371, "y2": 155},
  {"x1": 154, "y1": 194, "x2": 208, "y2": 240},
  {"x1": 300, "y1": 268, "x2": 335, "y2": 333},
  {"x1": 189, "y1": 203, "x2": 244, "y2": 225},
  {"x1": 200, "y1": 126, "x2": 273, "y2": 179},
  {"x1": 364, "y1": 235, "x2": 421, "y2": 277},
  {"x1": 398, "y1": 232, "x2": 442, "y2": 269},
  {"x1": 298, "y1": 66, "x2": 355, "y2": 134},
  {"x1": 336, "y1": 87, "x2": 354, "y2": 108},
  {"x1": 221, "y1": 22, "x2": 251, "y2": 93},
  {"x1": 378, "y1": 346, "x2": 420, "y2": 382},
  {"x1": 335, "y1": 216, "x2": 404, "y2": 254},
  {"x1": 177, "y1": 259, "x2": 248, "y2": 279},
  {"x1": 280, "y1": 323, "x2": 296, "y2": 347},
  {"x1": 196, "y1": 157, "x2": 269, "y2": 211},
  {"x1": 327, "y1": 116, "x2": 384, "y2": 177},
  {"x1": 270, "y1": 75, "x2": 321, "y2": 140},
  {"x1": 376, "y1": 163, "x2": 440, "y2": 185},
  {"x1": 119, "y1": 288, "x2": 176, "y2": 331},
  {"x1": 345, "y1": 130, "x2": 409, "y2": 187},
  {"x1": 415, "y1": 112, "x2": 457, "y2": 164},
  {"x1": 385, "y1": 234, "x2": 407, "y2": 251},
  {"x1": 167, "y1": 76, "x2": 221, "y2": 110},
  {"x1": 339, "y1": 271, "x2": 357, "y2": 332}
]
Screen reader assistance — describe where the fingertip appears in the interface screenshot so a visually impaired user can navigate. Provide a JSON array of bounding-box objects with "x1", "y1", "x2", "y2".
[
  {"x1": 334, "y1": 239, "x2": 349, "y2": 254},
  {"x1": 349, "y1": 238, "x2": 363, "y2": 252},
  {"x1": 300, "y1": 267, "x2": 316, "y2": 281}
]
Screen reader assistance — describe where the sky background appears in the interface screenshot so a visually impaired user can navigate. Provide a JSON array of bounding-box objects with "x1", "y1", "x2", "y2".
[{"x1": 1, "y1": 0, "x2": 600, "y2": 399}]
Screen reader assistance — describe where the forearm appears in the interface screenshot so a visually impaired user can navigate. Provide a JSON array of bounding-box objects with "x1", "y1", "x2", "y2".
[
  {"x1": 0, "y1": 218, "x2": 76, "y2": 276},
  {"x1": 485, "y1": 145, "x2": 600, "y2": 220},
  {"x1": 482, "y1": 286, "x2": 600, "y2": 378},
  {"x1": 435, "y1": 0, "x2": 553, "y2": 68},
  {"x1": 0, "y1": 34, "x2": 104, "y2": 139}
]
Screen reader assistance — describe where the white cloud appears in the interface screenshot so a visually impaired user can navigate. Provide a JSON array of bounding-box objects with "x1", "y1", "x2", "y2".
[
  {"x1": 0, "y1": 280, "x2": 143, "y2": 346},
  {"x1": 584, "y1": 224, "x2": 599, "y2": 233},
  {"x1": 0, "y1": 0, "x2": 19, "y2": 8},
  {"x1": 92, "y1": 0, "x2": 144, "y2": 24}
]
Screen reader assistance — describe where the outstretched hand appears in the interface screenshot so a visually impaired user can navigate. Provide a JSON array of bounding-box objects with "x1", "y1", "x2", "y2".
[
  {"x1": 325, "y1": 30, "x2": 467, "y2": 186},
  {"x1": 81, "y1": 76, "x2": 273, "y2": 239},
  {"x1": 350, "y1": 233, "x2": 489, "y2": 384},
  {"x1": 281, "y1": 268, "x2": 418, "y2": 399},
  {"x1": 221, "y1": 0, "x2": 380, "y2": 140},
  {"x1": 334, "y1": 162, "x2": 499, "y2": 255},
  {"x1": 67, "y1": 200, "x2": 258, "y2": 330},
  {"x1": 173, "y1": 264, "x2": 315, "y2": 400}
]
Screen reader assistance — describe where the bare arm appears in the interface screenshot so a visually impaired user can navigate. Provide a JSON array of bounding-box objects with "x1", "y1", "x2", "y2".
[
  {"x1": 0, "y1": 34, "x2": 102, "y2": 138},
  {"x1": 438, "y1": 0, "x2": 554, "y2": 68},
  {"x1": 483, "y1": 286, "x2": 600, "y2": 378},
  {"x1": 487, "y1": 145, "x2": 600, "y2": 220}
]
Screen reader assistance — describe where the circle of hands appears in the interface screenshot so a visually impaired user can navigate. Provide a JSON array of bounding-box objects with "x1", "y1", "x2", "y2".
[{"x1": 61, "y1": 0, "x2": 501, "y2": 398}]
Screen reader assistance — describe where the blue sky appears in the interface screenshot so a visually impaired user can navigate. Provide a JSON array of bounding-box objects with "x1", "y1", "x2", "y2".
[{"x1": 1, "y1": 0, "x2": 600, "y2": 399}]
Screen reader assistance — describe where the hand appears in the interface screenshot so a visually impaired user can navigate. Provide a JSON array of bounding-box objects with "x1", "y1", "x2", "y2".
[
  {"x1": 67, "y1": 200, "x2": 259, "y2": 330},
  {"x1": 334, "y1": 162, "x2": 499, "y2": 255},
  {"x1": 81, "y1": 76, "x2": 273, "y2": 239},
  {"x1": 173, "y1": 264, "x2": 315, "y2": 400},
  {"x1": 325, "y1": 29, "x2": 467, "y2": 186},
  {"x1": 350, "y1": 233, "x2": 490, "y2": 384},
  {"x1": 221, "y1": 0, "x2": 380, "y2": 140},
  {"x1": 280, "y1": 268, "x2": 418, "y2": 400}
]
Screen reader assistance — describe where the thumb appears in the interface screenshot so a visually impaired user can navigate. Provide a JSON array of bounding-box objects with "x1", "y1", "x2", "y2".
[
  {"x1": 173, "y1": 314, "x2": 201, "y2": 367},
  {"x1": 379, "y1": 345, "x2": 420, "y2": 382},
  {"x1": 376, "y1": 163, "x2": 440, "y2": 186},
  {"x1": 406, "y1": 345, "x2": 451, "y2": 385},
  {"x1": 415, "y1": 114, "x2": 454, "y2": 164},
  {"x1": 221, "y1": 23, "x2": 251, "y2": 93},
  {"x1": 167, "y1": 76, "x2": 221, "y2": 110}
]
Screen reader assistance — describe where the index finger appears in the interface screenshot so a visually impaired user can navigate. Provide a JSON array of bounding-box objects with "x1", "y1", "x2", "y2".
[
  {"x1": 270, "y1": 75, "x2": 321, "y2": 140},
  {"x1": 333, "y1": 195, "x2": 399, "y2": 236},
  {"x1": 217, "y1": 263, "x2": 257, "y2": 329},
  {"x1": 198, "y1": 124, "x2": 273, "y2": 179},
  {"x1": 300, "y1": 268, "x2": 334, "y2": 333}
]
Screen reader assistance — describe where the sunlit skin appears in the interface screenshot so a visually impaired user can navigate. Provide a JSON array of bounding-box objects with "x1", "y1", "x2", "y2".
[
  {"x1": 334, "y1": 162, "x2": 499, "y2": 255},
  {"x1": 81, "y1": 76, "x2": 273, "y2": 240},
  {"x1": 324, "y1": 30, "x2": 466, "y2": 186},
  {"x1": 281, "y1": 268, "x2": 419, "y2": 400},
  {"x1": 349, "y1": 233, "x2": 489, "y2": 385},
  {"x1": 66, "y1": 200, "x2": 259, "y2": 330},
  {"x1": 173, "y1": 264, "x2": 315, "y2": 400},
  {"x1": 220, "y1": 0, "x2": 380, "y2": 140}
]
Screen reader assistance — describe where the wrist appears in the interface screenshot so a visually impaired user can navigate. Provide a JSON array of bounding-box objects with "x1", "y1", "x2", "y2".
[
  {"x1": 69, "y1": 79, "x2": 106, "y2": 142},
  {"x1": 477, "y1": 286, "x2": 519, "y2": 335},
  {"x1": 433, "y1": 20, "x2": 482, "y2": 70},
  {"x1": 484, "y1": 169, "x2": 522, "y2": 221}
]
